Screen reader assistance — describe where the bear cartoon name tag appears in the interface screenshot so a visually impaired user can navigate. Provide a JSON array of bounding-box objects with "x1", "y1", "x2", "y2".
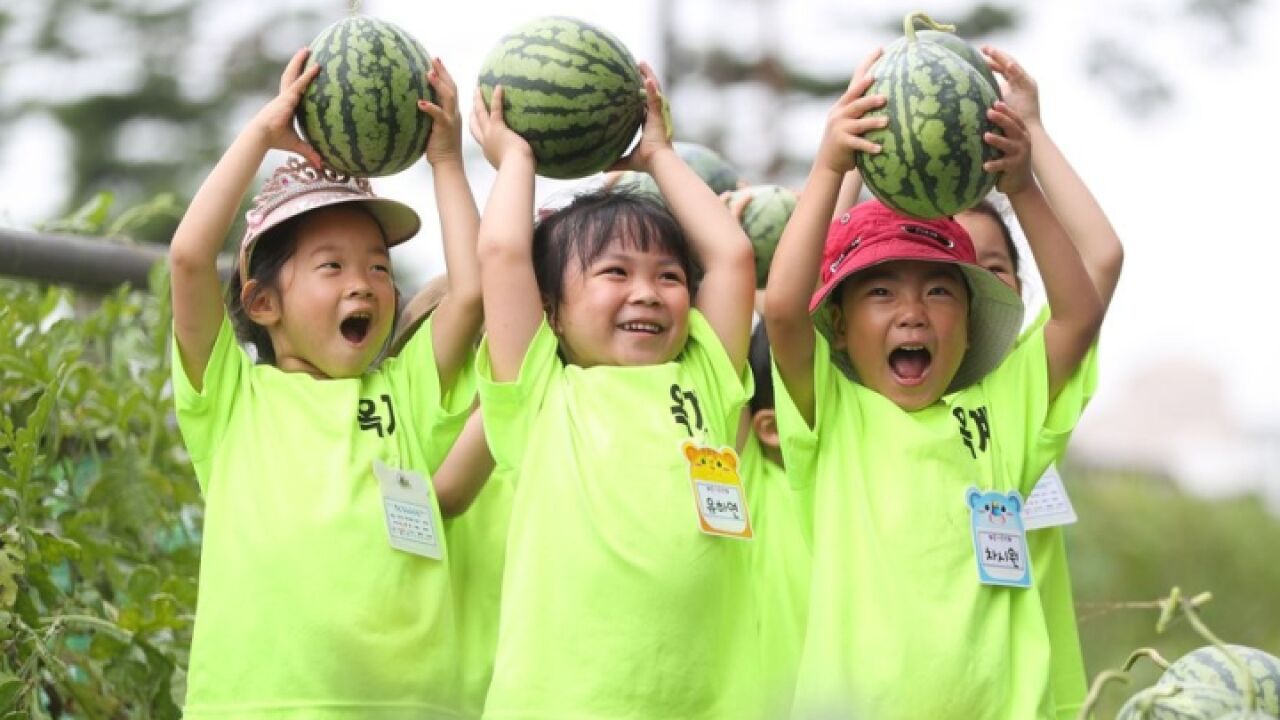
[
  {"x1": 966, "y1": 487, "x2": 1031, "y2": 588},
  {"x1": 682, "y1": 440, "x2": 753, "y2": 540}
]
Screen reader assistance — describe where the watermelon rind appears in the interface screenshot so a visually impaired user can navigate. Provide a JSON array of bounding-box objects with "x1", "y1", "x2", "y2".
[
  {"x1": 1116, "y1": 684, "x2": 1246, "y2": 720},
  {"x1": 729, "y1": 184, "x2": 797, "y2": 288},
  {"x1": 913, "y1": 30, "x2": 1002, "y2": 99},
  {"x1": 478, "y1": 16, "x2": 646, "y2": 180},
  {"x1": 1156, "y1": 644, "x2": 1280, "y2": 716},
  {"x1": 298, "y1": 16, "x2": 435, "y2": 178},
  {"x1": 673, "y1": 142, "x2": 740, "y2": 194}
]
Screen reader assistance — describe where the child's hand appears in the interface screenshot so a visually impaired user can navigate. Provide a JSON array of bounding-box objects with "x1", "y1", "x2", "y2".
[
  {"x1": 251, "y1": 48, "x2": 324, "y2": 168},
  {"x1": 984, "y1": 101, "x2": 1032, "y2": 195},
  {"x1": 982, "y1": 46, "x2": 1040, "y2": 129},
  {"x1": 609, "y1": 62, "x2": 673, "y2": 173},
  {"x1": 815, "y1": 48, "x2": 887, "y2": 176},
  {"x1": 722, "y1": 188, "x2": 752, "y2": 222},
  {"x1": 419, "y1": 57, "x2": 464, "y2": 166},
  {"x1": 469, "y1": 85, "x2": 533, "y2": 169}
]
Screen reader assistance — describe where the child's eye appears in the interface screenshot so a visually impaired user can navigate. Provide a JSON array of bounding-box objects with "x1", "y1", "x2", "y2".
[
  {"x1": 927, "y1": 285, "x2": 955, "y2": 297},
  {"x1": 372, "y1": 263, "x2": 391, "y2": 275},
  {"x1": 868, "y1": 287, "x2": 890, "y2": 297},
  {"x1": 660, "y1": 271, "x2": 686, "y2": 284},
  {"x1": 600, "y1": 266, "x2": 626, "y2": 277},
  {"x1": 318, "y1": 261, "x2": 341, "y2": 271}
]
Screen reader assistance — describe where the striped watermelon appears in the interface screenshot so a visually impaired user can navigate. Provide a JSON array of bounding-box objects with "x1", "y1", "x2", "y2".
[
  {"x1": 610, "y1": 171, "x2": 661, "y2": 199},
  {"x1": 1116, "y1": 684, "x2": 1246, "y2": 719},
  {"x1": 1157, "y1": 645, "x2": 1280, "y2": 715},
  {"x1": 729, "y1": 185, "x2": 797, "y2": 288},
  {"x1": 674, "y1": 142, "x2": 740, "y2": 194},
  {"x1": 913, "y1": 30, "x2": 1001, "y2": 99},
  {"x1": 478, "y1": 17, "x2": 646, "y2": 180},
  {"x1": 297, "y1": 16, "x2": 434, "y2": 177},
  {"x1": 856, "y1": 12, "x2": 1000, "y2": 219}
]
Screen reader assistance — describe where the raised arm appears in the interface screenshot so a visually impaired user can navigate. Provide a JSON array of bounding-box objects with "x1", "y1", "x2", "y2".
[
  {"x1": 983, "y1": 101, "x2": 1103, "y2": 400},
  {"x1": 169, "y1": 49, "x2": 322, "y2": 389},
  {"x1": 984, "y1": 46, "x2": 1124, "y2": 310},
  {"x1": 619, "y1": 64, "x2": 756, "y2": 371},
  {"x1": 470, "y1": 85, "x2": 541, "y2": 382},
  {"x1": 763, "y1": 50, "x2": 885, "y2": 426},
  {"x1": 432, "y1": 408, "x2": 495, "y2": 517},
  {"x1": 416, "y1": 57, "x2": 483, "y2": 391},
  {"x1": 833, "y1": 169, "x2": 864, "y2": 220}
]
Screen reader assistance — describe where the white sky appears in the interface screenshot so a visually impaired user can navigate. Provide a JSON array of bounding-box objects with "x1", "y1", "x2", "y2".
[{"x1": 2, "y1": 0, "x2": 1278, "y2": 462}]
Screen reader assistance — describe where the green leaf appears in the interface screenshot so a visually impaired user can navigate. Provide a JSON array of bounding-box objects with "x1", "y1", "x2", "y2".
[{"x1": 0, "y1": 675, "x2": 23, "y2": 710}]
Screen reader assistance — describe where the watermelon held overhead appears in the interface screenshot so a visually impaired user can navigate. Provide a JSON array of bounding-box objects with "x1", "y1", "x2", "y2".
[
  {"x1": 297, "y1": 15, "x2": 434, "y2": 178},
  {"x1": 478, "y1": 16, "x2": 646, "y2": 180},
  {"x1": 673, "y1": 142, "x2": 741, "y2": 194},
  {"x1": 729, "y1": 185, "x2": 797, "y2": 288},
  {"x1": 913, "y1": 29, "x2": 1001, "y2": 99},
  {"x1": 856, "y1": 12, "x2": 1001, "y2": 219}
]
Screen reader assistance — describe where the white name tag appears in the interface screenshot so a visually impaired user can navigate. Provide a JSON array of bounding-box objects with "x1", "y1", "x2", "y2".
[
  {"x1": 374, "y1": 458, "x2": 442, "y2": 560},
  {"x1": 966, "y1": 487, "x2": 1032, "y2": 588},
  {"x1": 1022, "y1": 466, "x2": 1078, "y2": 530}
]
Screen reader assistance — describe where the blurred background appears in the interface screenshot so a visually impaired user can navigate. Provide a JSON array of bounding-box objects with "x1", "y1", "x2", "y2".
[{"x1": 1, "y1": 0, "x2": 1277, "y2": 716}]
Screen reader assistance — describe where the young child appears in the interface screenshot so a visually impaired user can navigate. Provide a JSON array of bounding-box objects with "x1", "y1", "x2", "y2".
[
  {"x1": 829, "y1": 47, "x2": 1123, "y2": 719},
  {"x1": 168, "y1": 49, "x2": 483, "y2": 718},
  {"x1": 469, "y1": 64, "x2": 759, "y2": 718},
  {"x1": 737, "y1": 323, "x2": 812, "y2": 717},
  {"x1": 763, "y1": 46, "x2": 1105, "y2": 720}
]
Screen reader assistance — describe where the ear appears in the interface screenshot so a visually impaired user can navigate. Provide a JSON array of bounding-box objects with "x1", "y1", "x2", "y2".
[
  {"x1": 1004, "y1": 492, "x2": 1021, "y2": 514},
  {"x1": 242, "y1": 279, "x2": 282, "y2": 327},
  {"x1": 829, "y1": 303, "x2": 847, "y2": 346},
  {"x1": 966, "y1": 488, "x2": 983, "y2": 510},
  {"x1": 721, "y1": 449, "x2": 738, "y2": 471},
  {"x1": 752, "y1": 409, "x2": 780, "y2": 450},
  {"x1": 682, "y1": 441, "x2": 698, "y2": 461}
]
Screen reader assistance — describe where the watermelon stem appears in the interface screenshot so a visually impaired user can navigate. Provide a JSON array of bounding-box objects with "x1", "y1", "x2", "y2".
[
  {"x1": 903, "y1": 11, "x2": 957, "y2": 42},
  {"x1": 1173, "y1": 595, "x2": 1259, "y2": 711},
  {"x1": 1122, "y1": 647, "x2": 1171, "y2": 672},
  {"x1": 349, "y1": 0, "x2": 360, "y2": 15},
  {"x1": 1074, "y1": 669, "x2": 1130, "y2": 720}
]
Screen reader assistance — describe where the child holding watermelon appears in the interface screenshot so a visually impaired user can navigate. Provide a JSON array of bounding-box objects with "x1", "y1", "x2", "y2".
[
  {"x1": 763, "y1": 46, "x2": 1105, "y2": 720},
  {"x1": 168, "y1": 48, "x2": 486, "y2": 718},
  {"x1": 832, "y1": 47, "x2": 1125, "y2": 720},
  {"x1": 468, "y1": 63, "x2": 762, "y2": 719}
]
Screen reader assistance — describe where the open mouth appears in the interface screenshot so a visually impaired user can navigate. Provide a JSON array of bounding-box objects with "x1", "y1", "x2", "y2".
[
  {"x1": 339, "y1": 312, "x2": 373, "y2": 345},
  {"x1": 618, "y1": 321, "x2": 662, "y2": 335},
  {"x1": 888, "y1": 345, "x2": 932, "y2": 384}
]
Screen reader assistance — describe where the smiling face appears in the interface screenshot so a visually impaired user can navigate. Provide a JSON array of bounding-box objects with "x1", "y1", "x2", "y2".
[
  {"x1": 831, "y1": 259, "x2": 970, "y2": 411},
  {"x1": 552, "y1": 238, "x2": 692, "y2": 368},
  {"x1": 245, "y1": 205, "x2": 395, "y2": 379}
]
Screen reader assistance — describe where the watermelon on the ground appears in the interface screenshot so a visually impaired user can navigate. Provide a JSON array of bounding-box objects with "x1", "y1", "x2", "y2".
[
  {"x1": 1156, "y1": 645, "x2": 1280, "y2": 716},
  {"x1": 729, "y1": 185, "x2": 797, "y2": 288},
  {"x1": 856, "y1": 12, "x2": 1000, "y2": 219},
  {"x1": 298, "y1": 15, "x2": 434, "y2": 177},
  {"x1": 478, "y1": 17, "x2": 645, "y2": 180}
]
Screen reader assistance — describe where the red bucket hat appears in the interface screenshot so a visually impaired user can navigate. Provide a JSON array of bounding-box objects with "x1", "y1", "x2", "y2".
[
  {"x1": 811, "y1": 200, "x2": 1024, "y2": 393},
  {"x1": 238, "y1": 157, "x2": 421, "y2": 285}
]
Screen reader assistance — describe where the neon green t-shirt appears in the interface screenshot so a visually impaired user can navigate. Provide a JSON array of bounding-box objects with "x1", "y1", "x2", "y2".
[
  {"x1": 477, "y1": 310, "x2": 757, "y2": 720},
  {"x1": 172, "y1": 316, "x2": 475, "y2": 719},
  {"x1": 445, "y1": 467, "x2": 515, "y2": 718},
  {"x1": 774, "y1": 326, "x2": 1094, "y2": 720},
  {"x1": 740, "y1": 432, "x2": 811, "y2": 717},
  {"x1": 1017, "y1": 309, "x2": 1100, "y2": 720}
]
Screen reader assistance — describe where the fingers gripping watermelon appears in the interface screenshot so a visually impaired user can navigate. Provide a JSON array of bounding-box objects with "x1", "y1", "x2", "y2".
[
  {"x1": 856, "y1": 12, "x2": 1001, "y2": 219},
  {"x1": 298, "y1": 15, "x2": 435, "y2": 177},
  {"x1": 478, "y1": 17, "x2": 646, "y2": 180}
]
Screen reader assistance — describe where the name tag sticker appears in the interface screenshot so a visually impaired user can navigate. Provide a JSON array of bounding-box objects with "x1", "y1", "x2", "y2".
[
  {"x1": 374, "y1": 458, "x2": 442, "y2": 560},
  {"x1": 682, "y1": 440, "x2": 753, "y2": 540},
  {"x1": 966, "y1": 486, "x2": 1031, "y2": 588},
  {"x1": 1022, "y1": 465, "x2": 1078, "y2": 530}
]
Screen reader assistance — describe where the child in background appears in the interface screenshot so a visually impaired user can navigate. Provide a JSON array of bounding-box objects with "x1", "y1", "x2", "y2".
[
  {"x1": 168, "y1": 49, "x2": 483, "y2": 718},
  {"x1": 737, "y1": 323, "x2": 812, "y2": 717},
  {"x1": 469, "y1": 64, "x2": 759, "y2": 718},
  {"x1": 833, "y1": 47, "x2": 1124, "y2": 719},
  {"x1": 764, "y1": 44, "x2": 1104, "y2": 720}
]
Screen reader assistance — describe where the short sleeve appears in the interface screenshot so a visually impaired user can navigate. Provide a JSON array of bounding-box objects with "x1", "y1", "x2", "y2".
[
  {"x1": 475, "y1": 317, "x2": 561, "y2": 471},
  {"x1": 771, "y1": 329, "x2": 837, "y2": 492},
  {"x1": 682, "y1": 309, "x2": 753, "y2": 439},
  {"x1": 381, "y1": 314, "x2": 478, "y2": 465},
  {"x1": 1038, "y1": 339, "x2": 1099, "y2": 464},
  {"x1": 171, "y1": 316, "x2": 249, "y2": 491}
]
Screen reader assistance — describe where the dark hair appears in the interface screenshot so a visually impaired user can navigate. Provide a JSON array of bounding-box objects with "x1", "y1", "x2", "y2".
[
  {"x1": 533, "y1": 189, "x2": 700, "y2": 315},
  {"x1": 966, "y1": 199, "x2": 1020, "y2": 279},
  {"x1": 748, "y1": 322, "x2": 774, "y2": 414},
  {"x1": 225, "y1": 216, "x2": 303, "y2": 365}
]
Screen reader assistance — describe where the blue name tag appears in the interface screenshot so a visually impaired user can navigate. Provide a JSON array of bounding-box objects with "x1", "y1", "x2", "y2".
[{"x1": 966, "y1": 487, "x2": 1032, "y2": 588}]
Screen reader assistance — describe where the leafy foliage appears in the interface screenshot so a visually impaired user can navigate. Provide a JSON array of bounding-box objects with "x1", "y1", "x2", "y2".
[{"x1": 0, "y1": 266, "x2": 200, "y2": 718}]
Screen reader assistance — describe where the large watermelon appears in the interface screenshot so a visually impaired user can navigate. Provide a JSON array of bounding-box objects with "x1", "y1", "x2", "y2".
[
  {"x1": 913, "y1": 29, "x2": 1001, "y2": 99},
  {"x1": 856, "y1": 12, "x2": 1000, "y2": 219},
  {"x1": 729, "y1": 185, "x2": 797, "y2": 288},
  {"x1": 478, "y1": 17, "x2": 646, "y2": 179},
  {"x1": 297, "y1": 15, "x2": 434, "y2": 177},
  {"x1": 1156, "y1": 645, "x2": 1280, "y2": 716}
]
